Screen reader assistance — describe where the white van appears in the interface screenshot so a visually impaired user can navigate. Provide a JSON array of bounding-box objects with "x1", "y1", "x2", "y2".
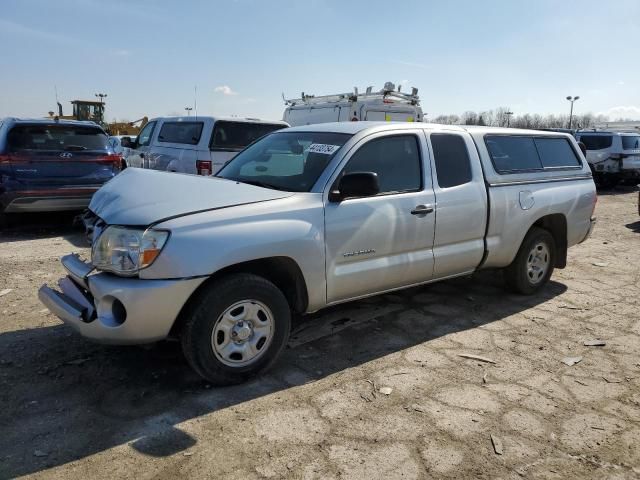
[
  {"x1": 282, "y1": 82, "x2": 423, "y2": 127},
  {"x1": 123, "y1": 117, "x2": 288, "y2": 175}
]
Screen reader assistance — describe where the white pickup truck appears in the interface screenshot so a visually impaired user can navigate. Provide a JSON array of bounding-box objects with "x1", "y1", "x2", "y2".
[{"x1": 39, "y1": 122, "x2": 597, "y2": 385}]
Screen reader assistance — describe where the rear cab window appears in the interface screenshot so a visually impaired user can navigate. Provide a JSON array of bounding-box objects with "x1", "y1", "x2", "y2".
[
  {"x1": 211, "y1": 121, "x2": 286, "y2": 151},
  {"x1": 430, "y1": 134, "x2": 473, "y2": 188},
  {"x1": 485, "y1": 135, "x2": 581, "y2": 173},
  {"x1": 7, "y1": 124, "x2": 109, "y2": 152},
  {"x1": 157, "y1": 122, "x2": 204, "y2": 145}
]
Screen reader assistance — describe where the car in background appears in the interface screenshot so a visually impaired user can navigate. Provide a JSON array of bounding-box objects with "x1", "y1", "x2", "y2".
[
  {"x1": 0, "y1": 118, "x2": 121, "y2": 225},
  {"x1": 575, "y1": 130, "x2": 640, "y2": 188},
  {"x1": 122, "y1": 117, "x2": 288, "y2": 176},
  {"x1": 108, "y1": 135, "x2": 137, "y2": 167}
]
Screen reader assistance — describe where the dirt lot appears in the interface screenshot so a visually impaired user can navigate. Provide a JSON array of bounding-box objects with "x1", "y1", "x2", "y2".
[{"x1": 0, "y1": 190, "x2": 639, "y2": 480}]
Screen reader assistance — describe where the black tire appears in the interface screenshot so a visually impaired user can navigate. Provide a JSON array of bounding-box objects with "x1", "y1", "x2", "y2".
[
  {"x1": 180, "y1": 273, "x2": 291, "y2": 385},
  {"x1": 0, "y1": 211, "x2": 9, "y2": 230},
  {"x1": 595, "y1": 173, "x2": 619, "y2": 190},
  {"x1": 504, "y1": 226, "x2": 556, "y2": 295}
]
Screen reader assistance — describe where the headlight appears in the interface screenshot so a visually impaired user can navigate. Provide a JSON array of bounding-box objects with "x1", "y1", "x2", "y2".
[{"x1": 92, "y1": 226, "x2": 169, "y2": 276}]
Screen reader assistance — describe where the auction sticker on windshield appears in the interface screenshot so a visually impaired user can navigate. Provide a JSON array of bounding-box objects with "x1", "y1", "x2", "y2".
[{"x1": 307, "y1": 144, "x2": 340, "y2": 155}]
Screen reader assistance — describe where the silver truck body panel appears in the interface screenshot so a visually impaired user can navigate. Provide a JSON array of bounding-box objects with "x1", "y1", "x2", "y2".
[
  {"x1": 89, "y1": 168, "x2": 293, "y2": 226},
  {"x1": 147, "y1": 194, "x2": 328, "y2": 311}
]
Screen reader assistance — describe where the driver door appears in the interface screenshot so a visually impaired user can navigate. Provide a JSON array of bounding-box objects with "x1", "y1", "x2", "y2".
[{"x1": 324, "y1": 131, "x2": 436, "y2": 303}]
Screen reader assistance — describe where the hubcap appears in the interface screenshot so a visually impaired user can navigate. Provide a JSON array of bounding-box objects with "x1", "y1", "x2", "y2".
[
  {"x1": 211, "y1": 300, "x2": 274, "y2": 367},
  {"x1": 526, "y1": 242, "x2": 550, "y2": 284}
]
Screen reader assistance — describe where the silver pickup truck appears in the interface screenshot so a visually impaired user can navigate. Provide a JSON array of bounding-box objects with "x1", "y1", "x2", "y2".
[{"x1": 39, "y1": 122, "x2": 597, "y2": 385}]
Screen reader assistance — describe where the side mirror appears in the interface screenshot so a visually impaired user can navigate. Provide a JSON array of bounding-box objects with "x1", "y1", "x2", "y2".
[
  {"x1": 329, "y1": 171, "x2": 379, "y2": 202},
  {"x1": 120, "y1": 137, "x2": 134, "y2": 149}
]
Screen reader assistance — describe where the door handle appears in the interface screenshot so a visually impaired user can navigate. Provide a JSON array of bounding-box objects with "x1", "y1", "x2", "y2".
[{"x1": 411, "y1": 204, "x2": 434, "y2": 215}]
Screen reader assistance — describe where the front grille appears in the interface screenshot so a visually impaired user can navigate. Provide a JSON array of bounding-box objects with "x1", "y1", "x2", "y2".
[{"x1": 79, "y1": 209, "x2": 106, "y2": 246}]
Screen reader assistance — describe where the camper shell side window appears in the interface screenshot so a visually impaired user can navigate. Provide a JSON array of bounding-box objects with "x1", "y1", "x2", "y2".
[{"x1": 485, "y1": 135, "x2": 582, "y2": 174}]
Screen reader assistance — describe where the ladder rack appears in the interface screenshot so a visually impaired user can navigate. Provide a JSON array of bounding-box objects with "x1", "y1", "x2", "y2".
[{"x1": 284, "y1": 82, "x2": 420, "y2": 106}]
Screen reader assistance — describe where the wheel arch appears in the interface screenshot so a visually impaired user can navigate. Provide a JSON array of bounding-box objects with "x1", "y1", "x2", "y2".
[
  {"x1": 531, "y1": 213, "x2": 568, "y2": 268},
  {"x1": 170, "y1": 256, "x2": 308, "y2": 338}
]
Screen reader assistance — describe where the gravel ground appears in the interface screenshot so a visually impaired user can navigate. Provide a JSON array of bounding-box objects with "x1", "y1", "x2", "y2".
[{"x1": 0, "y1": 189, "x2": 639, "y2": 480}]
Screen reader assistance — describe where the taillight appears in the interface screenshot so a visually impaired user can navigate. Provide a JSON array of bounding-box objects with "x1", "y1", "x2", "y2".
[
  {"x1": 196, "y1": 160, "x2": 212, "y2": 176},
  {"x1": 0, "y1": 155, "x2": 8, "y2": 183},
  {"x1": 98, "y1": 154, "x2": 123, "y2": 171}
]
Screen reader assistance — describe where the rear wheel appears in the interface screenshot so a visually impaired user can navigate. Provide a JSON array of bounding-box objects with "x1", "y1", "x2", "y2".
[
  {"x1": 180, "y1": 273, "x2": 291, "y2": 385},
  {"x1": 504, "y1": 227, "x2": 556, "y2": 295},
  {"x1": 0, "y1": 211, "x2": 9, "y2": 230}
]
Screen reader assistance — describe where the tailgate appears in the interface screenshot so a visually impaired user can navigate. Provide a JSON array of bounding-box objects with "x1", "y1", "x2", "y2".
[{"x1": 5, "y1": 123, "x2": 120, "y2": 186}]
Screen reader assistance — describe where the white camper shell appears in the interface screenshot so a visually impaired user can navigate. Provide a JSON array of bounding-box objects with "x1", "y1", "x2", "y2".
[{"x1": 283, "y1": 82, "x2": 423, "y2": 127}]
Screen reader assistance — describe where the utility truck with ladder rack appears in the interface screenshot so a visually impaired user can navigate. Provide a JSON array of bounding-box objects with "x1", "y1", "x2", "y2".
[{"x1": 283, "y1": 82, "x2": 423, "y2": 127}]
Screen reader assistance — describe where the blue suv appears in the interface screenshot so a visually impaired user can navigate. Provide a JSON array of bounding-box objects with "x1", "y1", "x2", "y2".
[{"x1": 0, "y1": 118, "x2": 121, "y2": 225}]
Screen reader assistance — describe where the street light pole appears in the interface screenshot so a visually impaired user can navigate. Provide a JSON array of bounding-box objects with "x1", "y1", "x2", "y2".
[
  {"x1": 505, "y1": 110, "x2": 513, "y2": 128},
  {"x1": 185, "y1": 107, "x2": 193, "y2": 116},
  {"x1": 94, "y1": 93, "x2": 107, "y2": 123},
  {"x1": 566, "y1": 96, "x2": 580, "y2": 129}
]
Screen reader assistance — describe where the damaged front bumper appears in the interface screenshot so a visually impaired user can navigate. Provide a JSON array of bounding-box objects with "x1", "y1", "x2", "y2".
[{"x1": 38, "y1": 254, "x2": 206, "y2": 344}]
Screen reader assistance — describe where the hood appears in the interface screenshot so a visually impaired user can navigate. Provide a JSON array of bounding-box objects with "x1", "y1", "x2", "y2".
[{"x1": 89, "y1": 168, "x2": 294, "y2": 226}]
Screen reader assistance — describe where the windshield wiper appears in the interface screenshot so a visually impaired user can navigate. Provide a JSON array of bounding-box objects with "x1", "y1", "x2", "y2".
[{"x1": 63, "y1": 145, "x2": 87, "y2": 151}]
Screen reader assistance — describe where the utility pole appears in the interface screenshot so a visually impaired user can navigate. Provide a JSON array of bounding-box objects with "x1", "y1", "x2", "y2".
[
  {"x1": 505, "y1": 110, "x2": 513, "y2": 128},
  {"x1": 185, "y1": 107, "x2": 193, "y2": 116},
  {"x1": 566, "y1": 96, "x2": 580, "y2": 129}
]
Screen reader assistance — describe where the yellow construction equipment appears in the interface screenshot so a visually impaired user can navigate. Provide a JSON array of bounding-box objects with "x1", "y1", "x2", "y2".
[
  {"x1": 106, "y1": 117, "x2": 148, "y2": 136},
  {"x1": 47, "y1": 100, "x2": 147, "y2": 136}
]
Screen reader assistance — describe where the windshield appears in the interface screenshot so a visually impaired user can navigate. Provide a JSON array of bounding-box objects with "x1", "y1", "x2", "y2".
[
  {"x1": 622, "y1": 135, "x2": 640, "y2": 150},
  {"x1": 217, "y1": 131, "x2": 352, "y2": 192}
]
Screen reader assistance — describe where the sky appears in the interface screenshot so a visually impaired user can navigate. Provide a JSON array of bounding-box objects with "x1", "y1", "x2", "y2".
[{"x1": 0, "y1": 0, "x2": 638, "y2": 122}]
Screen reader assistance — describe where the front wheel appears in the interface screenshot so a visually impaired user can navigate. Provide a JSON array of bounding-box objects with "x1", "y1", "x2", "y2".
[
  {"x1": 180, "y1": 273, "x2": 291, "y2": 385},
  {"x1": 504, "y1": 227, "x2": 556, "y2": 295}
]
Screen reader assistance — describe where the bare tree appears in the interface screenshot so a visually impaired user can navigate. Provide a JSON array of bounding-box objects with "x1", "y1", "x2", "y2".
[
  {"x1": 430, "y1": 108, "x2": 609, "y2": 129},
  {"x1": 494, "y1": 107, "x2": 511, "y2": 127},
  {"x1": 461, "y1": 111, "x2": 478, "y2": 125}
]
